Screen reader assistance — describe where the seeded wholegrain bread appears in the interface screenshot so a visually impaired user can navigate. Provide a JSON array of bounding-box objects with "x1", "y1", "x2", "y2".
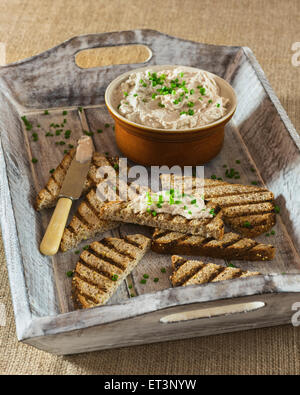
[
  {"x1": 170, "y1": 255, "x2": 261, "y2": 287},
  {"x1": 160, "y1": 174, "x2": 276, "y2": 237},
  {"x1": 99, "y1": 200, "x2": 224, "y2": 239},
  {"x1": 152, "y1": 228, "x2": 275, "y2": 261},
  {"x1": 73, "y1": 234, "x2": 151, "y2": 309}
]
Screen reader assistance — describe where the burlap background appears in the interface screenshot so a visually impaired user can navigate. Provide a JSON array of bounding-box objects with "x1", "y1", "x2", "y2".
[{"x1": 0, "y1": 0, "x2": 299, "y2": 375}]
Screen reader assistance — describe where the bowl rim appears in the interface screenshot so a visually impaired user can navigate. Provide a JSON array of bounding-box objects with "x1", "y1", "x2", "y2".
[{"x1": 105, "y1": 64, "x2": 237, "y2": 134}]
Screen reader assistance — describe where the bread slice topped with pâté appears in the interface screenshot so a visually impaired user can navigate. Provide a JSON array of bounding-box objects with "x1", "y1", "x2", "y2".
[
  {"x1": 160, "y1": 174, "x2": 276, "y2": 237},
  {"x1": 35, "y1": 150, "x2": 121, "y2": 211},
  {"x1": 170, "y1": 255, "x2": 261, "y2": 287},
  {"x1": 72, "y1": 234, "x2": 151, "y2": 309},
  {"x1": 99, "y1": 198, "x2": 225, "y2": 240},
  {"x1": 152, "y1": 228, "x2": 275, "y2": 261}
]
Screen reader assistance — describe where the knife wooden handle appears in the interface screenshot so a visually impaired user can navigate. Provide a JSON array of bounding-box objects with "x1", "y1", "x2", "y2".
[{"x1": 40, "y1": 197, "x2": 72, "y2": 256}]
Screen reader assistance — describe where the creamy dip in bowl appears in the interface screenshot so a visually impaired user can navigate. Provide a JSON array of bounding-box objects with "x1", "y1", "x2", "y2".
[
  {"x1": 117, "y1": 67, "x2": 229, "y2": 129},
  {"x1": 105, "y1": 65, "x2": 237, "y2": 166}
]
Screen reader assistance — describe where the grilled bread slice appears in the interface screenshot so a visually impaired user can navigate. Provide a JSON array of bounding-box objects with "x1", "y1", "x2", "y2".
[
  {"x1": 60, "y1": 181, "x2": 148, "y2": 252},
  {"x1": 152, "y1": 228, "x2": 275, "y2": 261},
  {"x1": 160, "y1": 174, "x2": 276, "y2": 237},
  {"x1": 35, "y1": 150, "x2": 120, "y2": 211},
  {"x1": 170, "y1": 255, "x2": 261, "y2": 287},
  {"x1": 99, "y1": 200, "x2": 224, "y2": 240},
  {"x1": 72, "y1": 234, "x2": 151, "y2": 309}
]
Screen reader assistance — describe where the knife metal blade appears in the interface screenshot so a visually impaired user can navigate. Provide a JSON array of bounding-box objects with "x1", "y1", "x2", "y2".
[{"x1": 59, "y1": 141, "x2": 94, "y2": 200}]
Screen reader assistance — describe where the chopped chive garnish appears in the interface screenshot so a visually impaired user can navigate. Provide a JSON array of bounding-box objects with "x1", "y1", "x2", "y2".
[
  {"x1": 209, "y1": 208, "x2": 215, "y2": 216},
  {"x1": 236, "y1": 160, "x2": 240, "y2": 164},
  {"x1": 111, "y1": 274, "x2": 118, "y2": 281},
  {"x1": 68, "y1": 144, "x2": 74, "y2": 148},
  {"x1": 152, "y1": 210, "x2": 157, "y2": 216},
  {"x1": 128, "y1": 284, "x2": 133, "y2": 289},
  {"x1": 190, "y1": 199, "x2": 197, "y2": 204},
  {"x1": 123, "y1": 92, "x2": 128, "y2": 97},
  {"x1": 216, "y1": 103, "x2": 220, "y2": 108},
  {"x1": 140, "y1": 279, "x2": 147, "y2": 284},
  {"x1": 227, "y1": 263, "x2": 236, "y2": 268},
  {"x1": 75, "y1": 250, "x2": 80, "y2": 254},
  {"x1": 208, "y1": 99, "x2": 213, "y2": 104},
  {"x1": 158, "y1": 103, "x2": 165, "y2": 108},
  {"x1": 45, "y1": 132, "x2": 53, "y2": 137},
  {"x1": 59, "y1": 141, "x2": 65, "y2": 145},
  {"x1": 153, "y1": 278, "x2": 159, "y2": 283},
  {"x1": 83, "y1": 130, "x2": 93, "y2": 136},
  {"x1": 63, "y1": 150, "x2": 68, "y2": 154},
  {"x1": 274, "y1": 205, "x2": 280, "y2": 213},
  {"x1": 130, "y1": 293, "x2": 135, "y2": 297},
  {"x1": 251, "y1": 181, "x2": 258, "y2": 185},
  {"x1": 78, "y1": 107, "x2": 83, "y2": 112},
  {"x1": 44, "y1": 110, "x2": 49, "y2": 115},
  {"x1": 243, "y1": 221, "x2": 252, "y2": 228},
  {"x1": 133, "y1": 93, "x2": 138, "y2": 97},
  {"x1": 32, "y1": 158, "x2": 38, "y2": 163},
  {"x1": 104, "y1": 123, "x2": 110, "y2": 128},
  {"x1": 113, "y1": 164, "x2": 119, "y2": 170},
  {"x1": 37, "y1": 124, "x2": 41, "y2": 128},
  {"x1": 190, "y1": 89, "x2": 194, "y2": 95},
  {"x1": 161, "y1": 268, "x2": 166, "y2": 273},
  {"x1": 187, "y1": 109, "x2": 194, "y2": 116},
  {"x1": 211, "y1": 174, "x2": 217, "y2": 180},
  {"x1": 62, "y1": 110, "x2": 68, "y2": 115},
  {"x1": 199, "y1": 87, "x2": 206, "y2": 95},
  {"x1": 66, "y1": 271, "x2": 73, "y2": 278},
  {"x1": 179, "y1": 72, "x2": 184, "y2": 77},
  {"x1": 250, "y1": 167, "x2": 255, "y2": 172},
  {"x1": 97, "y1": 129, "x2": 103, "y2": 133},
  {"x1": 49, "y1": 168, "x2": 55, "y2": 174},
  {"x1": 83, "y1": 245, "x2": 89, "y2": 250},
  {"x1": 187, "y1": 101, "x2": 194, "y2": 108},
  {"x1": 64, "y1": 130, "x2": 71, "y2": 139},
  {"x1": 266, "y1": 233, "x2": 270, "y2": 237},
  {"x1": 143, "y1": 274, "x2": 149, "y2": 279}
]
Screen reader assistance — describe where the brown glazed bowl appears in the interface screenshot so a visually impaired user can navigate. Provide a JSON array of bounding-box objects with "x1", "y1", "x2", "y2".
[{"x1": 105, "y1": 65, "x2": 237, "y2": 166}]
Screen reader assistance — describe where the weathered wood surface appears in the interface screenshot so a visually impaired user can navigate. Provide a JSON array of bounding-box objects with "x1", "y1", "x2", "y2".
[{"x1": 0, "y1": 30, "x2": 299, "y2": 351}]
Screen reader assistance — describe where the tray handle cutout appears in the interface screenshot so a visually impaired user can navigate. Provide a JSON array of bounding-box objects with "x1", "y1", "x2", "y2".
[
  {"x1": 75, "y1": 44, "x2": 152, "y2": 69},
  {"x1": 160, "y1": 301, "x2": 266, "y2": 323}
]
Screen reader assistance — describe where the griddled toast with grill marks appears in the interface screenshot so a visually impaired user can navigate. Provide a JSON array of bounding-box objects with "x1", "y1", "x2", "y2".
[
  {"x1": 170, "y1": 255, "x2": 261, "y2": 287},
  {"x1": 151, "y1": 228, "x2": 275, "y2": 261},
  {"x1": 35, "y1": 150, "x2": 120, "y2": 211},
  {"x1": 99, "y1": 200, "x2": 225, "y2": 240},
  {"x1": 160, "y1": 174, "x2": 276, "y2": 237},
  {"x1": 60, "y1": 181, "x2": 148, "y2": 252},
  {"x1": 73, "y1": 234, "x2": 151, "y2": 309}
]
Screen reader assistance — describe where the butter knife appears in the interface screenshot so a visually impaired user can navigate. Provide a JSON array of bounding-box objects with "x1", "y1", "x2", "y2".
[{"x1": 40, "y1": 136, "x2": 94, "y2": 256}]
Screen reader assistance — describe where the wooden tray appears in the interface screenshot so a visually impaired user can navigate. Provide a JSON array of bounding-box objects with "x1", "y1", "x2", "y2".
[{"x1": 0, "y1": 30, "x2": 300, "y2": 355}]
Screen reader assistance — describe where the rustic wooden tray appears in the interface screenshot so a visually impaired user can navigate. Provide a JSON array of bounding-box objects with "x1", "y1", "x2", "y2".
[{"x1": 1, "y1": 30, "x2": 300, "y2": 355}]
